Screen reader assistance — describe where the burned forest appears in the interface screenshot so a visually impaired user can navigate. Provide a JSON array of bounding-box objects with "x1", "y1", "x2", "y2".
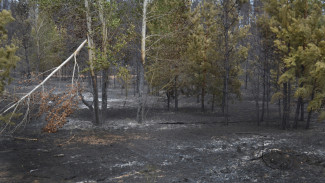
[{"x1": 1, "y1": 0, "x2": 325, "y2": 182}]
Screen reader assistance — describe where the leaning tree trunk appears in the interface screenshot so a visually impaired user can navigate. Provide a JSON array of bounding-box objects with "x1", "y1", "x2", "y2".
[{"x1": 85, "y1": 0, "x2": 99, "y2": 125}]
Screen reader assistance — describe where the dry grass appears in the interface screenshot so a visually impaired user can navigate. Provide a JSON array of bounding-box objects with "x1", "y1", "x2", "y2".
[{"x1": 56, "y1": 133, "x2": 150, "y2": 146}]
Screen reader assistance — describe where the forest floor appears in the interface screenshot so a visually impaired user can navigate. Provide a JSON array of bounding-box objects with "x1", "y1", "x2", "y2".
[{"x1": 1, "y1": 79, "x2": 325, "y2": 183}]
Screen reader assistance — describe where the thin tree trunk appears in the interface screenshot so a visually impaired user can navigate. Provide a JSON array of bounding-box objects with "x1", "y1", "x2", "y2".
[
  {"x1": 306, "y1": 109, "x2": 312, "y2": 129},
  {"x1": 266, "y1": 73, "x2": 270, "y2": 119},
  {"x1": 282, "y1": 82, "x2": 288, "y2": 130},
  {"x1": 245, "y1": 58, "x2": 248, "y2": 89},
  {"x1": 256, "y1": 75, "x2": 260, "y2": 126},
  {"x1": 211, "y1": 94, "x2": 215, "y2": 112},
  {"x1": 36, "y1": 37, "x2": 41, "y2": 73},
  {"x1": 306, "y1": 85, "x2": 315, "y2": 129},
  {"x1": 125, "y1": 78, "x2": 128, "y2": 97},
  {"x1": 98, "y1": 0, "x2": 108, "y2": 112},
  {"x1": 24, "y1": 45, "x2": 31, "y2": 79},
  {"x1": 222, "y1": 77, "x2": 226, "y2": 115},
  {"x1": 261, "y1": 59, "x2": 266, "y2": 122},
  {"x1": 294, "y1": 97, "x2": 302, "y2": 128},
  {"x1": 137, "y1": 0, "x2": 148, "y2": 123},
  {"x1": 174, "y1": 76, "x2": 178, "y2": 111},
  {"x1": 201, "y1": 87, "x2": 205, "y2": 112},
  {"x1": 133, "y1": 71, "x2": 136, "y2": 96},
  {"x1": 278, "y1": 99, "x2": 282, "y2": 119},
  {"x1": 197, "y1": 92, "x2": 200, "y2": 103},
  {"x1": 136, "y1": 61, "x2": 139, "y2": 93},
  {"x1": 167, "y1": 91, "x2": 170, "y2": 111},
  {"x1": 224, "y1": 31, "x2": 230, "y2": 125},
  {"x1": 85, "y1": 0, "x2": 99, "y2": 125},
  {"x1": 137, "y1": 62, "x2": 145, "y2": 123},
  {"x1": 287, "y1": 81, "x2": 291, "y2": 128},
  {"x1": 102, "y1": 70, "x2": 108, "y2": 111},
  {"x1": 300, "y1": 100, "x2": 304, "y2": 121}
]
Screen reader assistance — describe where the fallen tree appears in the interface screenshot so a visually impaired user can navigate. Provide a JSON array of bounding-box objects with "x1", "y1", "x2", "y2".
[{"x1": 0, "y1": 39, "x2": 87, "y2": 134}]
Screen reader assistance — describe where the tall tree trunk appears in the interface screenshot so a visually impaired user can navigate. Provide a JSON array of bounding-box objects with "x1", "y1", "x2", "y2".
[
  {"x1": 224, "y1": 33, "x2": 230, "y2": 125},
  {"x1": 266, "y1": 72, "x2": 270, "y2": 119},
  {"x1": 137, "y1": 0, "x2": 148, "y2": 123},
  {"x1": 222, "y1": 76, "x2": 226, "y2": 115},
  {"x1": 261, "y1": 58, "x2": 266, "y2": 121},
  {"x1": 245, "y1": 58, "x2": 248, "y2": 89},
  {"x1": 85, "y1": 0, "x2": 99, "y2": 125},
  {"x1": 256, "y1": 75, "x2": 260, "y2": 126},
  {"x1": 102, "y1": 69, "x2": 108, "y2": 111},
  {"x1": 98, "y1": 0, "x2": 108, "y2": 112},
  {"x1": 294, "y1": 97, "x2": 302, "y2": 128},
  {"x1": 287, "y1": 81, "x2": 291, "y2": 128},
  {"x1": 201, "y1": 87, "x2": 205, "y2": 112},
  {"x1": 300, "y1": 100, "x2": 304, "y2": 121},
  {"x1": 278, "y1": 99, "x2": 282, "y2": 119},
  {"x1": 137, "y1": 62, "x2": 145, "y2": 123},
  {"x1": 197, "y1": 92, "x2": 200, "y2": 103},
  {"x1": 136, "y1": 61, "x2": 139, "y2": 93},
  {"x1": 24, "y1": 45, "x2": 31, "y2": 79},
  {"x1": 36, "y1": 36, "x2": 41, "y2": 73}
]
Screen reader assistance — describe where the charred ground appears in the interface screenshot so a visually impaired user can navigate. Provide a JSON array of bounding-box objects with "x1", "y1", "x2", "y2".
[{"x1": 1, "y1": 81, "x2": 325, "y2": 183}]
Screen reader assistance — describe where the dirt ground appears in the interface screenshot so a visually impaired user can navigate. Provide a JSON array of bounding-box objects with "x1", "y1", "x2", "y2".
[{"x1": 1, "y1": 80, "x2": 325, "y2": 183}]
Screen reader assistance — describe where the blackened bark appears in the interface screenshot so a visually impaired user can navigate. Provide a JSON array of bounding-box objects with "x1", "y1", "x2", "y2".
[
  {"x1": 197, "y1": 93, "x2": 200, "y2": 103},
  {"x1": 256, "y1": 75, "x2": 260, "y2": 126},
  {"x1": 300, "y1": 101, "x2": 304, "y2": 121},
  {"x1": 102, "y1": 69, "x2": 108, "y2": 111},
  {"x1": 294, "y1": 97, "x2": 302, "y2": 128},
  {"x1": 261, "y1": 59, "x2": 266, "y2": 121},
  {"x1": 167, "y1": 91, "x2": 170, "y2": 111},
  {"x1": 91, "y1": 73, "x2": 100, "y2": 125}
]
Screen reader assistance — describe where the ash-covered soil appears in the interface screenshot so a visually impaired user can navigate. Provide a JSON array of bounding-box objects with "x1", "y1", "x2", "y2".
[{"x1": 1, "y1": 81, "x2": 325, "y2": 183}]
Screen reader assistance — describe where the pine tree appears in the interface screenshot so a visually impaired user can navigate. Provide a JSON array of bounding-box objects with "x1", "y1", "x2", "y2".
[
  {"x1": 147, "y1": 0, "x2": 191, "y2": 111},
  {"x1": 264, "y1": 0, "x2": 325, "y2": 129},
  {"x1": 0, "y1": 7, "x2": 19, "y2": 93},
  {"x1": 186, "y1": 1, "x2": 220, "y2": 112},
  {"x1": 217, "y1": 0, "x2": 249, "y2": 124}
]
